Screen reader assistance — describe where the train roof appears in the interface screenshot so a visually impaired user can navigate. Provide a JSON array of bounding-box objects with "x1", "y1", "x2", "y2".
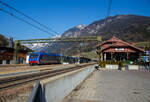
[{"x1": 30, "y1": 52, "x2": 64, "y2": 56}]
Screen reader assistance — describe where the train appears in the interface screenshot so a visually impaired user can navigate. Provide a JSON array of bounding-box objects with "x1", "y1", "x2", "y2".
[{"x1": 29, "y1": 52, "x2": 91, "y2": 65}]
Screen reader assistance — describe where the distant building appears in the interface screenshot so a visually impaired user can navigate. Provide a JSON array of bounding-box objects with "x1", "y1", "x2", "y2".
[
  {"x1": 97, "y1": 36, "x2": 145, "y2": 61},
  {"x1": 0, "y1": 47, "x2": 28, "y2": 65}
]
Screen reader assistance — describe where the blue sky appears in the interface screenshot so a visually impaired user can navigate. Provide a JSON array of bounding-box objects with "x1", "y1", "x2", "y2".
[{"x1": 0, "y1": 0, "x2": 150, "y2": 40}]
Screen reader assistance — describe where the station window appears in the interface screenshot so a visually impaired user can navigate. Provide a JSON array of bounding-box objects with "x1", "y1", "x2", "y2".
[
  {"x1": 0, "y1": 60, "x2": 2, "y2": 64},
  {"x1": 19, "y1": 58, "x2": 23, "y2": 64},
  {"x1": 6, "y1": 60, "x2": 10, "y2": 64}
]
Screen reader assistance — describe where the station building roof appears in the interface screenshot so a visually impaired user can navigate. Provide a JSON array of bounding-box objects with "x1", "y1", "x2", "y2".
[{"x1": 98, "y1": 36, "x2": 145, "y2": 53}]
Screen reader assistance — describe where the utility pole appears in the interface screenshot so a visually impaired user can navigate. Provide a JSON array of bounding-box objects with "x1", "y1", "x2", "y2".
[
  {"x1": 97, "y1": 36, "x2": 102, "y2": 62},
  {"x1": 60, "y1": 48, "x2": 62, "y2": 64},
  {"x1": 9, "y1": 37, "x2": 14, "y2": 48},
  {"x1": 13, "y1": 40, "x2": 19, "y2": 64},
  {"x1": 149, "y1": 51, "x2": 150, "y2": 70},
  {"x1": 60, "y1": 48, "x2": 64, "y2": 64}
]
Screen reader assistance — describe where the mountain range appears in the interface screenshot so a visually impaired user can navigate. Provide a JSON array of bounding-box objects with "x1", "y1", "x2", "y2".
[
  {"x1": 1, "y1": 14, "x2": 150, "y2": 59},
  {"x1": 62, "y1": 15, "x2": 150, "y2": 42},
  {"x1": 47, "y1": 14, "x2": 150, "y2": 59}
]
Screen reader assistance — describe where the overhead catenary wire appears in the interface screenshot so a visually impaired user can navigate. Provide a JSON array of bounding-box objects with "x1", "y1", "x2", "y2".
[
  {"x1": 0, "y1": 9, "x2": 56, "y2": 36},
  {"x1": 0, "y1": 0, "x2": 59, "y2": 36},
  {"x1": 104, "y1": 0, "x2": 112, "y2": 25},
  {"x1": 106, "y1": 0, "x2": 112, "y2": 19},
  {"x1": 104, "y1": 0, "x2": 113, "y2": 37}
]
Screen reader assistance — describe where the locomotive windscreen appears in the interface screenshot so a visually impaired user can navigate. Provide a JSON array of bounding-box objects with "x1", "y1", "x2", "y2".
[{"x1": 30, "y1": 54, "x2": 39, "y2": 59}]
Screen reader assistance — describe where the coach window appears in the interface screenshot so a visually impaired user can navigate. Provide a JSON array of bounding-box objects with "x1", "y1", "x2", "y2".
[
  {"x1": 50, "y1": 56, "x2": 55, "y2": 60},
  {"x1": 48, "y1": 56, "x2": 51, "y2": 60},
  {"x1": 40, "y1": 55, "x2": 43, "y2": 60},
  {"x1": 41, "y1": 55, "x2": 46, "y2": 60}
]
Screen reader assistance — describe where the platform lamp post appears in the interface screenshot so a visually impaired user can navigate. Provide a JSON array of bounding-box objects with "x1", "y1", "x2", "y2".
[{"x1": 60, "y1": 48, "x2": 64, "y2": 64}]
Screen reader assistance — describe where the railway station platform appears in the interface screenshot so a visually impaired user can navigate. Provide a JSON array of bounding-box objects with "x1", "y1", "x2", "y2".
[
  {"x1": 62, "y1": 70, "x2": 150, "y2": 102},
  {"x1": 0, "y1": 63, "x2": 96, "y2": 102},
  {"x1": 4, "y1": 64, "x2": 150, "y2": 102}
]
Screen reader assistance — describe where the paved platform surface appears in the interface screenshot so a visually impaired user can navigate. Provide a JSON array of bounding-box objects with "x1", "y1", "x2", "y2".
[{"x1": 62, "y1": 70, "x2": 150, "y2": 102}]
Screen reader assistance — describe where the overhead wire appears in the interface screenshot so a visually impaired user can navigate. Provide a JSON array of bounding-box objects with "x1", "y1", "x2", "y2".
[
  {"x1": 0, "y1": 0, "x2": 59, "y2": 36},
  {"x1": 104, "y1": 0, "x2": 112, "y2": 25},
  {"x1": 106, "y1": 0, "x2": 112, "y2": 19},
  {"x1": 104, "y1": 0, "x2": 113, "y2": 36},
  {"x1": 0, "y1": 9, "x2": 55, "y2": 35}
]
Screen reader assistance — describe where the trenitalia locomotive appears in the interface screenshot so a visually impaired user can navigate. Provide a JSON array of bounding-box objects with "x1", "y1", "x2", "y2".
[
  {"x1": 29, "y1": 52, "x2": 90, "y2": 65},
  {"x1": 29, "y1": 52, "x2": 61, "y2": 65}
]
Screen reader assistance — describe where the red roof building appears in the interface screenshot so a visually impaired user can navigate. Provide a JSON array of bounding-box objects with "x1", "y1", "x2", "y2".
[
  {"x1": 97, "y1": 36, "x2": 145, "y2": 61},
  {"x1": 0, "y1": 47, "x2": 28, "y2": 64}
]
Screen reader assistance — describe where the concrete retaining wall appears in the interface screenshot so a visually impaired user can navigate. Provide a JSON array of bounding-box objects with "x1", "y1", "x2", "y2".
[
  {"x1": 105, "y1": 64, "x2": 139, "y2": 70},
  {"x1": 128, "y1": 65, "x2": 139, "y2": 70},
  {"x1": 105, "y1": 64, "x2": 118, "y2": 69},
  {"x1": 40, "y1": 65, "x2": 95, "y2": 102}
]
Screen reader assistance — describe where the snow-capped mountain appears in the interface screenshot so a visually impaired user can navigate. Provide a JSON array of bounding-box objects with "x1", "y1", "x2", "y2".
[
  {"x1": 62, "y1": 15, "x2": 150, "y2": 42},
  {"x1": 61, "y1": 24, "x2": 86, "y2": 37},
  {"x1": 24, "y1": 43, "x2": 49, "y2": 51}
]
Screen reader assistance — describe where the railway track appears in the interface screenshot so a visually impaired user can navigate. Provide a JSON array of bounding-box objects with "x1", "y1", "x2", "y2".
[{"x1": 0, "y1": 63, "x2": 95, "y2": 91}]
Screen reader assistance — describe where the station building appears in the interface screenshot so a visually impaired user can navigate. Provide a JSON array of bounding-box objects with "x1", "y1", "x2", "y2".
[
  {"x1": 0, "y1": 47, "x2": 28, "y2": 65},
  {"x1": 97, "y1": 36, "x2": 145, "y2": 61}
]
